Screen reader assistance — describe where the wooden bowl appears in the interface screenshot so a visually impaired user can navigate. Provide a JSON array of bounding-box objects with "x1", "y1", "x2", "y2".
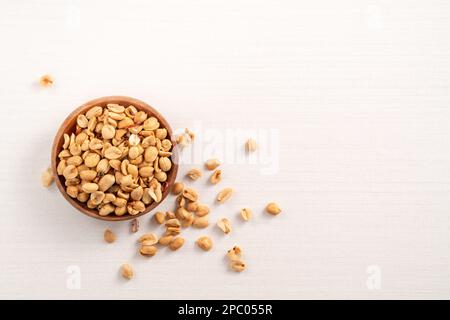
[{"x1": 51, "y1": 96, "x2": 178, "y2": 221}]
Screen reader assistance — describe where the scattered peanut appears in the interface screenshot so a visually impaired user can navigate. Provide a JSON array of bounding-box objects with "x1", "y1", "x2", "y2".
[
  {"x1": 210, "y1": 169, "x2": 222, "y2": 184},
  {"x1": 227, "y1": 246, "x2": 242, "y2": 261},
  {"x1": 226, "y1": 246, "x2": 246, "y2": 272},
  {"x1": 166, "y1": 218, "x2": 181, "y2": 228},
  {"x1": 154, "y1": 211, "x2": 166, "y2": 224},
  {"x1": 195, "y1": 204, "x2": 210, "y2": 217},
  {"x1": 39, "y1": 74, "x2": 54, "y2": 87},
  {"x1": 169, "y1": 237, "x2": 185, "y2": 251},
  {"x1": 172, "y1": 182, "x2": 184, "y2": 195},
  {"x1": 230, "y1": 259, "x2": 246, "y2": 272},
  {"x1": 158, "y1": 234, "x2": 174, "y2": 246},
  {"x1": 217, "y1": 188, "x2": 233, "y2": 203},
  {"x1": 186, "y1": 168, "x2": 202, "y2": 180},
  {"x1": 138, "y1": 233, "x2": 158, "y2": 245},
  {"x1": 104, "y1": 229, "x2": 116, "y2": 243},
  {"x1": 205, "y1": 158, "x2": 220, "y2": 170},
  {"x1": 166, "y1": 211, "x2": 176, "y2": 220},
  {"x1": 176, "y1": 128, "x2": 194, "y2": 148},
  {"x1": 266, "y1": 202, "x2": 281, "y2": 215},
  {"x1": 185, "y1": 128, "x2": 195, "y2": 141},
  {"x1": 186, "y1": 201, "x2": 198, "y2": 212},
  {"x1": 245, "y1": 138, "x2": 257, "y2": 153},
  {"x1": 183, "y1": 188, "x2": 198, "y2": 202},
  {"x1": 140, "y1": 245, "x2": 157, "y2": 256},
  {"x1": 181, "y1": 215, "x2": 194, "y2": 228},
  {"x1": 120, "y1": 263, "x2": 134, "y2": 280},
  {"x1": 41, "y1": 167, "x2": 54, "y2": 187},
  {"x1": 193, "y1": 216, "x2": 209, "y2": 228},
  {"x1": 166, "y1": 226, "x2": 181, "y2": 235},
  {"x1": 130, "y1": 219, "x2": 139, "y2": 233},
  {"x1": 196, "y1": 236, "x2": 213, "y2": 251},
  {"x1": 217, "y1": 218, "x2": 232, "y2": 234},
  {"x1": 240, "y1": 208, "x2": 252, "y2": 221}
]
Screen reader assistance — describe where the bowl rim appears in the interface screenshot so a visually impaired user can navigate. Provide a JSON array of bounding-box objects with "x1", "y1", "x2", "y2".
[{"x1": 51, "y1": 96, "x2": 178, "y2": 221}]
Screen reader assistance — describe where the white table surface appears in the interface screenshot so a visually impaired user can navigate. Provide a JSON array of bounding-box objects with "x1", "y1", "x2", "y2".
[{"x1": 1, "y1": 0, "x2": 450, "y2": 299}]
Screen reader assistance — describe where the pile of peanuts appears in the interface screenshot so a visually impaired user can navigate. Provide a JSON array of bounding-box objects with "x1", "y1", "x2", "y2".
[
  {"x1": 55, "y1": 103, "x2": 174, "y2": 216},
  {"x1": 115, "y1": 137, "x2": 282, "y2": 279}
]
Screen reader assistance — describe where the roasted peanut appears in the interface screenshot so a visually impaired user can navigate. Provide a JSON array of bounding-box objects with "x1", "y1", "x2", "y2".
[
  {"x1": 217, "y1": 218, "x2": 232, "y2": 234},
  {"x1": 172, "y1": 182, "x2": 184, "y2": 195},
  {"x1": 154, "y1": 211, "x2": 166, "y2": 224},
  {"x1": 39, "y1": 74, "x2": 54, "y2": 87},
  {"x1": 230, "y1": 260, "x2": 246, "y2": 272},
  {"x1": 193, "y1": 216, "x2": 209, "y2": 228},
  {"x1": 195, "y1": 204, "x2": 210, "y2": 217},
  {"x1": 41, "y1": 168, "x2": 54, "y2": 187},
  {"x1": 140, "y1": 245, "x2": 158, "y2": 256},
  {"x1": 182, "y1": 188, "x2": 198, "y2": 202},
  {"x1": 196, "y1": 236, "x2": 213, "y2": 251},
  {"x1": 169, "y1": 237, "x2": 185, "y2": 251},
  {"x1": 130, "y1": 219, "x2": 139, "y2": 233},
  {"x1": 205, "y1": 158, "x2": 220, "y2": 170},
  {"x1": 120, "y1": 263, "x2": 133, "y2": 280},
  {"x1": 266, "y1": 202, "x2": 281, "y2": 215},
  {"x1": 138, "y1": 233, "x2": 158, "y2": 245},
  {"x1": 186, "y1": 168, "x2": 202, "y2": 180},
  {"x1": 158, "y1": 235, "x2": 174, "y2": 246},
  {"x1": 240, "y1": 208, "x2": 252, "y2": 221},
  {"x1": 245, "y1": 138, "x2": 257, "y2": 152},
  {"x1": 210, "y1": 170, "x2": 222, "y2": 184},
  {"x1": 104, "y1": 229, "x2": 116, "y2": 243},
  {"x1": 217, "y1": 188, "x2": 233, "y2": 203}
]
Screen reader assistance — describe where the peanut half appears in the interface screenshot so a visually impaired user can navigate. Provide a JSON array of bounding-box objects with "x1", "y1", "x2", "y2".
[
  {"x1": 210, "y1": 170, "x2": 222, "y2": 184},
  {"x1": 186, "y1": 168, "x2": 202, "y2": 180},
  {"x1": 195, "y1": 204, "x2": 210, "y2": 217},
  {"x1": 230, "y1": 260, "x2": 246, "y2": 272},
  {"x1": 169, "y1": 237, "x2": 185, "y2": 251},
  {"x1": 39, "y1": 74, "x2": 54, "y2": 87},
  {"x1": 193, "y1": 216, "x2": 209, "y2": 228},
  {"x1": 140, "y1": 245, "x2": 158, "y2": 256},
  {"x1": 196, "y1": 236, "x2": 213, "y2": 251},
  {"x1": 217, "y1": 218, "x2": 232, "y2": 234},
  {"x1": 104, "y1": 229, "x2": 116, "y2": 243},
  {"x1": 240, "y1": 208, "x2": 252, "y2": 221},
  {"x1": 266, "y1": 202, "x2": 281, "y2": 215},
  {"x1": 138, "y1": 233, "x2": 158, "y2": 245},
  {"x1": 226, "y1": 246, "x2": 242, "y2": 261},
  {"x1": 158, "y1": 235, "x2": 174, "y2": 246},
  {"x1": 205, "y1": 158, "x2": 220, "y2": 170},
  {"x1": 226, "y1": 246, "x2": 246, "y2": 272},
  {"x1": 245, "y1": 138, "x2": 257, "y2": 153},
  {"x1": 176, "y1": 128, "x2": 195, "y2": 148},
  {"x1": 139, "y1": 233, "x2": 158, "y2": 256},
  {"x1": 183, "y1": 188, "x2": 198, "y2": 202},
  {"x1": 120, "y1": 263, "x2": 134, "y2": 280},
  {"x1": 172, "y1": 182, "x2": 184, "y2": 195},
  {"x1": 154, "y1": 211, "x2": 166, "y2": 224},
  {"x1": 41, "y1": 167, "x2": 54, "y2": 187},
  {"x1": 130, "y1": 219, "x2": 139, "y2": 233},
  {"x1": 217, "y1": 188, "x2": 233, "y2": 203}
]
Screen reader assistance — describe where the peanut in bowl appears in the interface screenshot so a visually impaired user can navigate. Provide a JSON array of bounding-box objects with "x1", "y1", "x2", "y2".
[{"x1": 51, "y1": 96, "x2": 178, "y2": 221}]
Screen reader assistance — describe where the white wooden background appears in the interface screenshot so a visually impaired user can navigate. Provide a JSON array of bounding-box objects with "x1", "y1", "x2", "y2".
[{"x1": 0, "y1": 0, "x2": 449, "y2": 299}]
